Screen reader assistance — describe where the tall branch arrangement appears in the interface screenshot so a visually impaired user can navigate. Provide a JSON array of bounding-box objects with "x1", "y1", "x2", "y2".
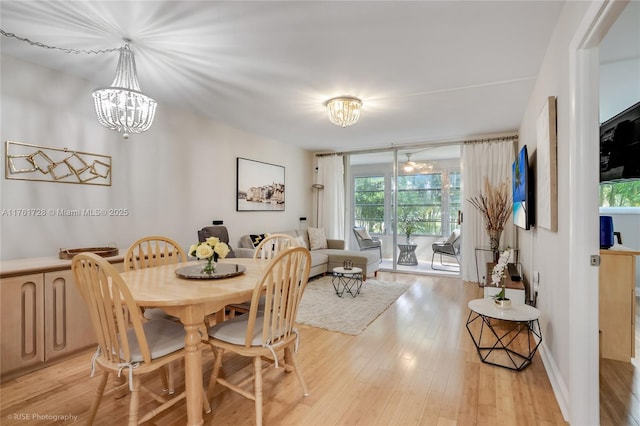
[{"x1": 467, "y1": 177, "x2": 512, "y2": 234}]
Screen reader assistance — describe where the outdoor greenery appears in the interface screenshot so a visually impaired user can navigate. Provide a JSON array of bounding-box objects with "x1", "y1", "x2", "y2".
[
  {"x1": 354, "y1": 171, "x2": 461, "y2": 237},
  {"x1": 599, "y1": 181, "x2": 640, "y2": 207},
  {"x1": 354, "y1": 176, "x2": 385, "y2": 233}
]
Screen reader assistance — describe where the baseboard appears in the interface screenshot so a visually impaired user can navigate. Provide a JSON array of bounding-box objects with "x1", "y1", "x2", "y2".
[{"x1": 538, "y1": 341, "x2": 569, "y2": 422}]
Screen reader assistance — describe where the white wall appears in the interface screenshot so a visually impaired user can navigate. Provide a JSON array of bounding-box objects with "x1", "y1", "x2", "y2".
[
  {"x1": 516, "y1": 1, "x2": 592, "y2": 419},
  {"x1": 0, "y1": 56, "x2": 314, "y2": 261},
  {"x1": 600, "y1": 57, "x2": 640, "y2": 121}
]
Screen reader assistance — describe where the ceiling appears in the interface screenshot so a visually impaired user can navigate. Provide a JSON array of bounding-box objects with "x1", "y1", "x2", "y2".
[{"x1": 0, "y1": 1, "x2": 587, "y2": 153}]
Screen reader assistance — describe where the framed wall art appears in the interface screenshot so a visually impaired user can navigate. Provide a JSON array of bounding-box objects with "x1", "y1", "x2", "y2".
[
  {"x1": 536, "y1": 96, "x2": 558, "y2": 231},
  {"x1": 5, "y1": 140, "x2": 111, "y2": 186},
  {"x1": 236, "y1": 157, "x2": 285, "y2": 211}
]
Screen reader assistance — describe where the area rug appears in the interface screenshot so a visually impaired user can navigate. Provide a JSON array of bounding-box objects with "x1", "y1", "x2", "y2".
[{"x1": 296, "y1": 276, "x2": 411, "y2": 335}]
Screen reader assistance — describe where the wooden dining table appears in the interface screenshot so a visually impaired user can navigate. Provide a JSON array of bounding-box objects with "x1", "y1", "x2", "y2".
[{"x1": 119, "y1": 257, "x2": 269, "y2": 426}]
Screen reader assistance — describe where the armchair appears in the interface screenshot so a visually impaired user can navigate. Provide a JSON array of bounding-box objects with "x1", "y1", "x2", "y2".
[
  {"x1": 431, "y1": 229, "x2": 461, "y2": 270},
  {"x1": 353, "y1": 227, "x2": 382, "y2": 262},
  {"x1": 197, "y1": 225, "x2": 236, "y2": 258}
]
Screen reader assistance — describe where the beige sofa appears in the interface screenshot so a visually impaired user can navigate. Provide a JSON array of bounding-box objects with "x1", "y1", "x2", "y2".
[{"x1": 235, "y1": 229, "x2": 380, "y2": 280}]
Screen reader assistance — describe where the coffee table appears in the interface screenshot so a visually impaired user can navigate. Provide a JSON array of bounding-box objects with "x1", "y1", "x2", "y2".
[
  {"x1": 331, "y1": 266, "x2": 363, "y2": 298},
  {"x1": 466, "y1": 298, "x2": 542, "y2": 371}
]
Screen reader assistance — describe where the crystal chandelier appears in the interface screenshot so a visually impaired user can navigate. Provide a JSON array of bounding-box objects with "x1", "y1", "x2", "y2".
[
  {"x1": 92, "y1": 44, "x2": 156, "y2": 139},
  {"x1": 326, "y1": 97, "x2": 362, "y2": 127}
]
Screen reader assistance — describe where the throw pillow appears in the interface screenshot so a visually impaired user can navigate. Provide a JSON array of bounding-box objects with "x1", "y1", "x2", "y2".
[
  {"x1": 293, "y1": 236, "x2": 308, "y2": 249},
  {"x1": 307, "y1": 227, "x2": 328, "y2": 250},
  {"x1": 355, "y1": 228, "x2": 372, "y2": 241},
  {"x1": 250, "y1": 233, "x2": 269, "y2": 248},
  {"x1": 445, "y1": 229, "x2": 460, "y2": 244}
]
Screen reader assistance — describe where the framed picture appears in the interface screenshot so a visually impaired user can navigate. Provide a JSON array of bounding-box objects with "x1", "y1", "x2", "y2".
[
  {"x1": 536, "y1": 96, "x2": 557, "y2": 231},
  {"x1": 236, "y1": 158, "x2": 285, "y2": 211}
]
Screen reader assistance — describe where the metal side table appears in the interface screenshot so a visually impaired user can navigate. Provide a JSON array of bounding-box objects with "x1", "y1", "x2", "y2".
[
  {"x1": 331, "y1": 267, "x2": 363, "y2": 298},
  {"x1": 466, "y1": 298, "x2": 542, "y2": 371}
]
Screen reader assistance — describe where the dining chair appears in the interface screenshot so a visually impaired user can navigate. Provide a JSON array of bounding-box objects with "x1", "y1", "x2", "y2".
[
  {"x1": 227, "y1": 233, "x2": 299, "y2": 318},
  {"x1": 124, "y1": 235, "x2": 186, "y2": 322},
  {"x1": 124, "y1": 235, "x2": 187, "y2": 394},
  {"x1": 206, "y1": 246, "x2": 312, "y2": 426},
  {"x1": 124, "y1": 235, "x2": 187, "y2": 272},
  {"x1": 71, "y1": 252, "x2": 210, "y2": 425},
  {"x1": 252, "y1": 233, "x2": 298, "y2": 260}
]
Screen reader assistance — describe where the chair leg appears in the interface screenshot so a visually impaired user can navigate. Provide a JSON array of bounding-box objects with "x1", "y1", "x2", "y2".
[
  {"x1": 207, "y1": 347, "x2": 224, "y2": 399},
  {"x1": 87, "y1": 371, "x2": 109, "y2": 425},
  {"x1": 128, "y1": 376, "x2": 141, "y2": 426},
  {"x1": 253, "y1": 356, "x2": 263, "y2": 426},
  {"x1": 160, "y1": 363, "x2": 175, "y2": 394},
  {"x1": 284, "y1": 346, "x2": 309, "y2": 396}
]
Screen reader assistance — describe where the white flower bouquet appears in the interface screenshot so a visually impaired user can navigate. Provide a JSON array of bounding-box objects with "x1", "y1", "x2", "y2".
[
  {"x1": 189, "y1": 237, "x2": 230, "y2": 274},
  {"x1": 491, "y1": 248, "x2": 512, "y2": 300}
]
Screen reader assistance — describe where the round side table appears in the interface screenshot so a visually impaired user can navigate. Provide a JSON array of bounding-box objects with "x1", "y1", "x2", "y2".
[
  {"x1": 465, "y1": 298, "x2": 542, "y2": 371},
  {"x1": 331, "y1": 267, "x2": 363, "y2": 298}
]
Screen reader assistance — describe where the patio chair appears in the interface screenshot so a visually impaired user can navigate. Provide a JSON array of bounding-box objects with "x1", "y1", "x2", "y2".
[
  {"x1": 352, "y1": 227, "x2": 382, "y2": 262},
  {"x1": 431, "y1": 229, "x2": 461, "y2": 271}
]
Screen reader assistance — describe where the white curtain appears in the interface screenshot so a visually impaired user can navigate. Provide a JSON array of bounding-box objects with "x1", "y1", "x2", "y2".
[
  {"x1": 461, "y1": 138, "x2": 516, "y2": 282},
  {"x1": 316, "y1": 155, "x2": 345, "y2": 239}
]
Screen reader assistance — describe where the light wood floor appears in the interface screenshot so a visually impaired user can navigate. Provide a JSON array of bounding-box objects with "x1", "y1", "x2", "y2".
[{"x1": 1, "y1": 272, "x2": 569, "y2": 425}]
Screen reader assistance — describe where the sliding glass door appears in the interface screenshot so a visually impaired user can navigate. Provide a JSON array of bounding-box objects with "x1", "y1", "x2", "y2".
[{"x1": 349, "y1": 145, "x2": 461, "y2": 276}]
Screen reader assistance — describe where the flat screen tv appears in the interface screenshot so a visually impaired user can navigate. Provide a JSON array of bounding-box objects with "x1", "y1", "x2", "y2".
[
  {"x1": 513, "y1": 145, "x2": 534, "y2": 230},
  {"x1": 600, "y1": 101, "x2": 640, "y2": 182}
]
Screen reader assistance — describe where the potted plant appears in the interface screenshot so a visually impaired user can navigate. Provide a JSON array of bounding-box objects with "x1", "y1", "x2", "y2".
[
  {"x1": 398, "y1": 211, "x2": 423, "y2": 243},
  {"x1": 491, "y1": 248, "x2": 512, "y2": 309}
]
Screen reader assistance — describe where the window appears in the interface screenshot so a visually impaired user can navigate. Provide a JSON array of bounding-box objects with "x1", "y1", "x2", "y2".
[
  {"x1": 599, "y1": 181, "x2": 640, "y2": 207},
  {"x1": 448, "y1": 171, "x2": 462, "y2": 233},
  {"x1": 397, "y1": 173, "x2": 442, "y2": 235},
  {"x1": 354, "y1": 176, "x2": 385, "y2": 233}
]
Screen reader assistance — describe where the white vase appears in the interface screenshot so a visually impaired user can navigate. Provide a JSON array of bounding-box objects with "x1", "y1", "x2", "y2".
[{"x1": 494, "y1": 298, "x2": 512, "y2": 310}]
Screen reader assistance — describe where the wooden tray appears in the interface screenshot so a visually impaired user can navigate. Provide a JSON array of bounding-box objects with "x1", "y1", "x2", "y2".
[{"x1": 59, "y1": 247, "x2": 119, "y2": 259}]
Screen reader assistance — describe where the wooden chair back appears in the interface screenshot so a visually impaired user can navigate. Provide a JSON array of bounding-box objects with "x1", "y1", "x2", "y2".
[
  {"x1": 245, "y1": 246, "x2": 311, "y2": 348},
  {"x1": 124, "y1": 235, "x2": 187, "y2": 271},
  {"x1": 252, "y1": 233, "x2": 298, "y2": 260},
  {"x1": 72, "y1": 252, "x2": 152, "y2": 365}
]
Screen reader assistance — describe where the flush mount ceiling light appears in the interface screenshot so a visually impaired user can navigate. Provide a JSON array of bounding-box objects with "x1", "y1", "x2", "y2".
[
  {"x1": 326, "y1": 96, "x2": 362, "y2": 128},
  {"x1": 92, "y1": 43, "x2": 157, "y2": 139}
]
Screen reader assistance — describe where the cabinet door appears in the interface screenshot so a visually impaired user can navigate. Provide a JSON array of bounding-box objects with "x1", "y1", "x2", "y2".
[
  {"x1": 599, "y1": 253, "x2": 634, "y2": 361},
  {"x1": 44, "y1": 270, "x2": 96, "y2": 361},
  {"x1": 0, "y1": 274, "x2": 44, "y2": 380}
]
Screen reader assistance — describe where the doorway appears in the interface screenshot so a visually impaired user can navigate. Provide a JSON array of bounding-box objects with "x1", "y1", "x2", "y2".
[{"x1": 568, "y1": 0, "x2": 633, "y2": 424}]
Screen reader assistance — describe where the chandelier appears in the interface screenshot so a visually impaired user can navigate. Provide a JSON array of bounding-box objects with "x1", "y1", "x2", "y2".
[
  {"x1": 326, "y1": 97, "x2": 362, "y2": 127},
  {"x1": 92, "y1": 44, "x2": 156, "y2": 139}
]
